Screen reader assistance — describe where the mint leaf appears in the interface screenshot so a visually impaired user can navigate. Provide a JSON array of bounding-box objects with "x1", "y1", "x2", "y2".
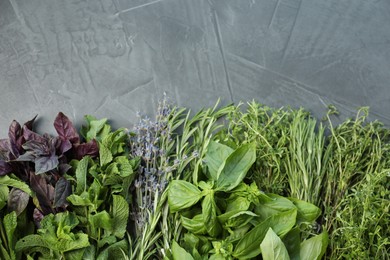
[
  {"x1": 111, "y1": 195, "x2": 129, "y2": 238},
  {"x1": 0, "y1": 176, "x2": 32, "y2": 196},
  {"x1": 74, "y1": 157, "x2": 90, "y2": 194}
]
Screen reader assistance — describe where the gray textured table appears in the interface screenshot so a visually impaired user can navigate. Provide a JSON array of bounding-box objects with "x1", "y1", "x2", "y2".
[{"x1": 1, "y1": 0, "x2": 389, "y2": 134}]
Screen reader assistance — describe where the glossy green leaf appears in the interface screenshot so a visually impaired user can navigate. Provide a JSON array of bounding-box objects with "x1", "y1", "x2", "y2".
[
  {"x1": 181, "y1": 214, "x2": 207, "y2": 235},
  {"x1": 288, "y1": 197, "x2": 321, "y2": 224},
  {"x1": 172, "y1": 240, "x2": 194, "y2": 260},
  {"x1": 260, "y1": 228, "x2": 290, "y2": 260},
  {"x1": 282, "y1": 227, "x2": 301, "y2": 260},
  {"x1": 204, "y1": 141, "x2": 234, "y2": 180},
  {"x1": 168, "y1": 180, "x2": 202, "y2": 212},
  {"x1": 216, "y1": 143, "x2": 256, "y2": 191},
  {"x1": 233, "y1": 209, "x2": 297, "y2": 259},
  {"x1": 202, "y1": 192, "x2": 221, "y2": 237},
  {"x1": 256, "y1": 193, "x2": 296, "y2": 221},
  {"x1": 300, "y1": 231, "x2": 328, "y2": 260}
]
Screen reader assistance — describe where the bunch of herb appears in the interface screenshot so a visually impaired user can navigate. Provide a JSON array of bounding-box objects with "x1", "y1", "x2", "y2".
[
  {"x1": 0, "y1": 113, "x2": 98, "y2": 222},
  {"x1": 167, "y1": 141, "x2": 328, "y2": 259},
  {"x1": 218, "y1": 101, "x2": 294, "y2": 195},
  {"x1": 60, "y1": 115, "x2": 138, "y2": 259},
  {"x1": 323, "y1": 107, "x2": 390, "y2": 259},
  {"x1": 284, "y1": 109, "x2": 328, "y2": 207},
  {"x1": 127, "y1": 96, "x2": 184, "y2": 259},
  {"x1": 159, "y1": 100, "x2": 235, "y2": 258}
]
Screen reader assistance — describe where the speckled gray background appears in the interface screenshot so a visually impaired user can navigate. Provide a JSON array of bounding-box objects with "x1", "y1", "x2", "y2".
[{"x1": 1, "y1": 0, "x2": 389, "y2": 135}]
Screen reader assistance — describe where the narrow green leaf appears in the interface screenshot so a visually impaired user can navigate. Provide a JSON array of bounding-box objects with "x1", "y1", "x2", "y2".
[
  {"x1": 300, "y1": 231, "x2": 328, "y2": 260},
  {"x1": 99, "y1": 143, "x2": 113, "y2": 167},
  {"x1": 172, "y1": 241, "x2": 194, "y2": 260},
  {"x1": 204, "y1": 141, "x2": 234, "y2": 180},
  {"x1": 0, "y1": 176, "x2": 32, "y2": 196},
  {"x1": 75, "y1": 157, "x2": 90, "y2": 194},
  {"x1": 168, "y1": 180, "x2": 202, "y2": 212},
  {"x1": 216, "y1": 143, "x2": 256, "y2": 191},
  {"x1": 260, "y1": 228, "x2": 290, "y2": 260},
  {"x1": 233, "y1": 209, "x2": 297, "y2": 259},
  {"x1": 111, "y1": 195, "x2": 129, "y2": 239},
  {"x1": 202, "y1": 192, "x2": 221, "y2": 237},
  {"x1": 3, "y1": 211, "x2": 17, "y2": 259},
  {"x1": 0, "y1": 185, "x2": 8, "y2": 210},
  {"x1": 0, "y1": 244, "x2": 11, "y2": 260}
]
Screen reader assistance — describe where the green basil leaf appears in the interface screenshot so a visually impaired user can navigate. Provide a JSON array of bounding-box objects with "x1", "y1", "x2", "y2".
[
  {"x1": 260, "y1": 228, "x2": 290, "y2": 260},
  {"x1": 168, "y1": 180, "x2": 202, "y2": 212},
  {"x1": 172, "y1": 240, "x2": 194, "y2": 260},
  {"x1": 204, "y1": 141, "x2": 234, "y2": 180},
  {"x1": 216, "y1": 143, "x2": 256, "y2": 191},
  {"x1": 282, "y1": 227, "x2": 301, "y2": 260},
  {"x1": 111, "y1": 195, "x2": 129, "y2": 238},
  {"x1": 233, "y1": 209, "x2": 297, "y2": 259},
  {"x1": 256, "y1": 194, "x2": 296, "y2": 221},
  {"x1": 181, "y1": 214, "x2": 207, "y2": 235},
  {"x1": 300, "y1": 231, "x2": 328, "y2": 260},
  {"x1": 202, "y1": 193, "x2": 221, "y2": 237},
  {"x1": 288, "y1": 197, "x2": 321, "y2": 224}
]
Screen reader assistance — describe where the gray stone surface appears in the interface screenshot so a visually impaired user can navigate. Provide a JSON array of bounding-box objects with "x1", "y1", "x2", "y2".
[{"x1": 1, "y1": 0, "x2": 389, "y2": 135}]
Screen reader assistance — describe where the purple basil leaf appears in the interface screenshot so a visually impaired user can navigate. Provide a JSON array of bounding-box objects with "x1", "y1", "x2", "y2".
[
  {"x1": 54, "y1": 112, "x2": 80, "y2": 144},
  {"x1": 22, "y1": 126, "x2": 45, "y2": 143},
  {"x1": 54, "y1": 177, "x2": 71, "y2": 208},
  {"x1": 0, "y1": 139, "x2": 9, "y2": 154},
  {"x1": 59, "y1": 163, "x2": 72, "y2": 175},
  {"x1": 8, "y1": 120, "x2": 22, "y2": 157},
  {"x1": 58, "y1": 139, "x2": 72, "y2": 154},
  {"x1": 15, "y1": 152, "x2": 36, "y2": 162},
  {"x1": 33, "y1": 208, "x2": 44, "y2": 228},
  {"x1": 23, "y1": 115, "x2": 37, "y2": 130},
  {"x1": 29, "y1": 174, "x2": 54, "y2": 215},
  {"x1": 7, "y1": 188, "x2": 30, "y2": 216},
  {"x1": 74, "y1": 139, "x2": 99, "y2": 160},
  {"x1": 0, "y1": 160, "x2": 12, "y2": 176},
  {"x1": 35, "y1": 154, "x2": 59, "y2": 174}
]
